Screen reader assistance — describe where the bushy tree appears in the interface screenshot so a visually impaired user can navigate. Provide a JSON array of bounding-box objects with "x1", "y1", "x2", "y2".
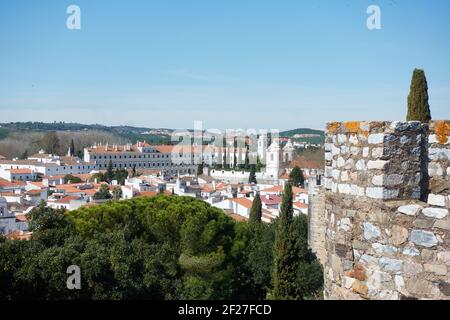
[
  {"x1": 41, "y1": 131, "x2": 60, "y2": 155},
  {"x1": 93, "y1": 184, "x2": 112, "y2": 200},
  {"x1": 112, "y1": 186, "x2": 122, "y2": 200},
  {"x1": 289, "y1": 166, "x2": 305, "y2": 187},
  {"x1": 407, "y1": 68, "x2": 431, "y2": 122},
  {"x1": 64, "y1": 174, "x2": 82, "y2": 184}
]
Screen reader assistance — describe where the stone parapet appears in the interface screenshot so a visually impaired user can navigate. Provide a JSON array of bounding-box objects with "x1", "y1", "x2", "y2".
[
  {"x1": 324, "y1": 121, "x2": 429, "y2": 200},
  {"x1": 320, "y1": 119, "x2": 450, "y2": 300}
]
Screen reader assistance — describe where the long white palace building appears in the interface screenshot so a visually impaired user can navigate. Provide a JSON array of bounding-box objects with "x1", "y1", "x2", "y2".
[{"x1": 83, "y1": 136, "x2": 295, "y2": 180}]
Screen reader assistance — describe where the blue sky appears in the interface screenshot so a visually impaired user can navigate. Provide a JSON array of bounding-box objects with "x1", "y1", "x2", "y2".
[{"x1": 0, "y1": 0, "x2": 449, "y2": 130}]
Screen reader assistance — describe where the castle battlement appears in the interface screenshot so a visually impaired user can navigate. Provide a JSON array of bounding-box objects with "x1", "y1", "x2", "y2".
[{"x1": 310, "y1": 120, "x2": 450, "y2": 300}]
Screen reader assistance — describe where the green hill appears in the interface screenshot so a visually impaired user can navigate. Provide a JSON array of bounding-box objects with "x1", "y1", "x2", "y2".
[{"x1": 280, "y1": 128, "x2": 325, "y2": 145}]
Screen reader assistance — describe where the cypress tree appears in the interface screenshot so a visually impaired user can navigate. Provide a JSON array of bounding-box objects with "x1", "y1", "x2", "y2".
[
  {"x1": 273, "y1": 183, "x2": 299, "y2": 300},
  {"x1": 244, "y1": 148, "x2": 250, "y2": 171},
  {"x1": 70, "y1": 139, "x2": 75, "y2": 157},
  {"x1": 248, "y1": 164, "x2": 257, "y2": 184},
  {"x1": 407, "y1": 69, "x2": 432, "y2": 122},
  {"x1": 106, "y1": 160, "x2": 114, "y2": 182},
  {"x1": 197, "y1": 162, "x2": 204, "y2": 176},
  {"x1": 249, "y1": 193, "x2": 262, "y2": 223}
]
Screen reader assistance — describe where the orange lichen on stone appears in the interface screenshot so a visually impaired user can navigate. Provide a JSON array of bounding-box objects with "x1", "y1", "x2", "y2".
[
  {"x1": 343, "y1": 121, "x2": 369, "y2": 138},
  {"x1": 353, "y1": 264, "x2": 367, "y2": 281},
  {"x1": 327, "y1": 122, "x2": 341, "y2": 134},
  {"x1": 434, "y1": 121, "x2": 450, "y2": 144},
  {"x1": 343, "y1": 121, "x2": 361, "y2": 134}
]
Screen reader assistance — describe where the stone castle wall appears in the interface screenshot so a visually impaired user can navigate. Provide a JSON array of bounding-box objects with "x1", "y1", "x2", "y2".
[
  {"x1": 308, "y1": 176, "x2": 327, "y2": 266},
  {"x1": 317, "y1": 120, "x2": 450, "y2": 300}
]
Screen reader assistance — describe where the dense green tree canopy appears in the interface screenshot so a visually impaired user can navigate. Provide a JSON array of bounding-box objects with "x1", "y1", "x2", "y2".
[{"x1": 0, "y1": 195, "x2": 322, "y2": 300}]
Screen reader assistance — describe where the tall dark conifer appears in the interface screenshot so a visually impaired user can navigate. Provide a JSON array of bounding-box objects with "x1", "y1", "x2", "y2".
[
  {"x1": 407, "y1": 69, "x2": 431, "y2": 122},
  {"x1": 273, "y1": 183, "x2": 299, "y2": 300},
  {"x1": 249, "y1": 193, "x2": 262, "y2": 223}
]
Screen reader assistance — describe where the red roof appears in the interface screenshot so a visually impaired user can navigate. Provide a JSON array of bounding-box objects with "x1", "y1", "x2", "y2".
[
  {"x1": 0, "y1": 178, "x2": 26, "y2": 188},
  {"x1": 260, "y1": 195, "x2": 282, "y2": 205},
  {"x1": 54, "y1": 196, "x2": 81, "y2": 204},
  {"x1": 230, "y1": 198, "x2": 253, "y2": 209},
  {"x1": 293, "y1": 202, "x2": 308, "y2": 209},
  {"x1": 9, "y1": 169, "x2": 33, "y2": 174}
]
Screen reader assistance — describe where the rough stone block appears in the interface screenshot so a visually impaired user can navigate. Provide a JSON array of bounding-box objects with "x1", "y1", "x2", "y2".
[
  {"x1": 385, "y1": 174, "x2": 403, "y2": 186},
  {"x1": 363, "y1": 222, "x2": 381, "y2": 240},
  {"x1": 429, "y1": 148, "x2": 450, "y2": 161},
  {"x1": 428, "y1": 163, "x2": 443, "y2": 177},
  {"x1": 433, "y1": 220, "x2": 450, "y2": 231},
  {"x1": 391, "y1": 225, "x2": 409, "y2": 246},
  {"x1": 410, "y1": 230, "x2": 438, "y2": 248},
  {"x1": 371, "y1": 147, "x2": 383, "y2": 158},
  {"x1": 402, "y1": 248, "x2": 420, "y2": 257},
  {"x1": 372, "y1": 175, "x2": 384, "y2": 186},
  {"x1": 424, "y1": 264, "x2": 447, "y2": 276},
  {"x1": 437, "y1": 252, "x2": 450, "y2": 266},
  {"x1": 349, "y1": 135, "x2": 359, "y2": 145},
  {"x1": 337, "y1": 134, "x2": 347, "y2": 144},
  {"x1": 398, "y1": 204, "x2": 423, "y2": 216},
  {"x1": 338, "y1": 184, "x2": 351, "y2": 194},
  {"x1": 368, "y1": 133, "x2": 385, "y2": 144},
  {"x1": 355, "y1": 159, "x2": 366, "y2": 171},
  {"x1": 367, "y1": 160, "x2": 388, "y2": 170},
  {"x1": 379, "y1": 257, "x2": 403, "y2": 273},
  {"x1": 403, "y1": 261, "x2": 423, "y2": 277},
  {"x1": 350, "y1": 185, "x2": 365, "y2": 197},
  {"x1": 422, "y1": 207, "x2": 448, "y2": 219},
  {"x1": 427, "y1": 194, "x2": 447, "y2": 207},
  {"x1": 363, "y1": 147, "x2": 369, "y2": 157}
]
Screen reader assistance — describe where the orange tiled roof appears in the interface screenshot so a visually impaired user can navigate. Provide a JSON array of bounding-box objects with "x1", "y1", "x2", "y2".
[
  {"x1": 293, "y1": 202, "x2": 308, "y2": 209},
  {"x1": 230, "y1": 198, "x2": 253, "y2": 209},
  {"x1": 225, "y1": 212, "x2": 249, "y2": 222},
  {"x1": 0, "y1": 178, "x2": 26, "y2": 188},
  {"x1": 260, "y1": 185, "x2": 307, "y2": 194},
  {"x1": 54, "y1": 196, "x2": 81, "y2": 204},
  {"x1": 9, "y1": 169, "x2": 33, "y2": 174}
]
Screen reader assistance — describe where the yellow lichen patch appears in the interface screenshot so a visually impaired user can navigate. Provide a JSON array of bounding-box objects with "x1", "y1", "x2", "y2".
[
  {"x1": 434, "y1": 121, "x2": 450, "y2": 144},
  {"x1": 343, "y1": 121, "x2": 361, "y2": 134},
  {"x1": 343, "y1": 121, "x2": 369, "y2": 138},
  {"x1": 327, "y1": 122, "x2": 340, "y2": 134}
]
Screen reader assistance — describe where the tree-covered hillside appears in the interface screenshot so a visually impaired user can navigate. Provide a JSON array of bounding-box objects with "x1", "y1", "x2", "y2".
[{"x1": 280, "y1": 128, "x2": 325, "y2": 145}]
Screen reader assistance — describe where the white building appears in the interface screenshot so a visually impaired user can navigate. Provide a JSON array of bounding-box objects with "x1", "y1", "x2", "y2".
[
  {"x1": 0, "y1": 151, "x2": 98, "y2": 178},
  {"x1": 84, "y1": 141, "x2": 199, "y2": 176},
  {"x1": 0, "y1": 197, "x2": 28, "y2": 235}
]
